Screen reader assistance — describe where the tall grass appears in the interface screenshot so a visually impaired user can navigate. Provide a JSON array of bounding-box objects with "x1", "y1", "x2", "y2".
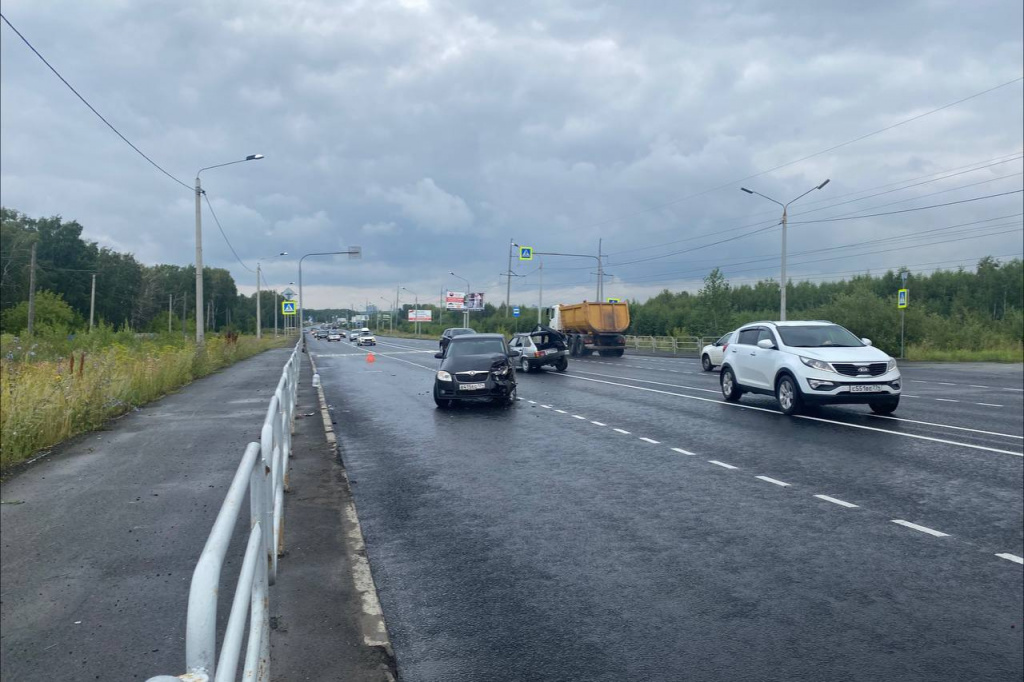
[{"x1": 0, "y1": 334, "x2": 288, "y2": 473}]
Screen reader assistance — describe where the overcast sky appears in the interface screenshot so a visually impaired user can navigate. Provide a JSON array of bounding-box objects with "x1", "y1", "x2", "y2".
[{"x1": 2, "y1": 0, "x2": 1022, "y2": 310}]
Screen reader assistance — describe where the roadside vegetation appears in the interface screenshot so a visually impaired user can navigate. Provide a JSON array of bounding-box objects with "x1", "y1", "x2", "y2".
[{"x1": 0, "y1": 327, "x2": 289, "y2": 474}]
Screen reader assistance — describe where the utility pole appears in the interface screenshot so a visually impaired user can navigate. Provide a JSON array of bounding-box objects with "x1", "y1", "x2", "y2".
[
  {"x1": 256, "y1": 262, "x2": 262, "y2": 339},
  {"x1": 182, "y1": 292, "x2": 187, "y2": 339},
  {"x1": 89, "y1": 273, "x2": 97, "y2": 331},
  {"x1": 194, "y1": 175, "x2": 205, "y2": 344},
  {"x1": 169, "y1": 294, "x2": 173, "y2": 333},
  {"x1": 505, "y1": 237, "x2": 514, "y2": 316},
  {"x1": 27, "y1": 242, "x2": 37, "y2": 336},
  {"x1": 538, "y1": 259, "x2": 543, "y2": 325}
]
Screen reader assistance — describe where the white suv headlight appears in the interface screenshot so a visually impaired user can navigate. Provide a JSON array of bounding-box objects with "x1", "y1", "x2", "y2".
[
  {"x1": 436, "y1": 370, "x2": 452, "y2": 381},
  {"x1": 799, "y1": 356, "x2": 833, "y2": 373},
  {"x1": 887, "y1": 358, "x2": 898, "y2": 373}
]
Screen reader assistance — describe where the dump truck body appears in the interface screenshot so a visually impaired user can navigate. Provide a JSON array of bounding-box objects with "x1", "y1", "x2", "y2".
[{"x1": 550, "y1": 302, "x2": 630, "y2": 357}]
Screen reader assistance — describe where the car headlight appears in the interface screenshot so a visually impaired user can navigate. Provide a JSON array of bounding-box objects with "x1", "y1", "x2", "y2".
[
  {"x1": 436, "y1": 370, "x2": 453, "y2": 382},
  {"x1": 887, "y1": 358, "x2": 898, "y2": 372},
  {"x1": 799, "y1": 356, "x2": 833, "y2": 372},
  {"x1": 494, "y1": 365, "x2": 510, "y2": 377}
]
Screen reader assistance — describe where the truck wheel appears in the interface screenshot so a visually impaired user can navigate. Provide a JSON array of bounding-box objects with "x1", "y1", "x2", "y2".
[
  {"x1": 599, "y1": 350, "x2": 617, "y2": 357},
  {"x1": 612, "y1": 349, "x2": 624, "y2": 357},
  {"x1": 571, "y1": 337, "x2": 582, "y2": 357},
  {"x1": 555, "y1": 357, "x2": 568, "y2": 372}
]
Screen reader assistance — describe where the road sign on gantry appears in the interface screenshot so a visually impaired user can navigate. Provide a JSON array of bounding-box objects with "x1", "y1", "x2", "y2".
[
  {"x1": 519, "y1": 246, "x2": 533, "y2": 261},
  {"x1": 897, "y1": 289, "x2": 908, "y2": 309},
  {"x1": 282, "y1": 301, "x2": 297, "y2": 315}
]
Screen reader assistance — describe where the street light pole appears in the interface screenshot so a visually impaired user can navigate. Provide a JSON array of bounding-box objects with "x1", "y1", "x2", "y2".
[
  {"x1": 449, "y1": 271, "x2": 470, "y2": 328},
  {"x1": 740, "y1": 179, "x2": 830, "y2": 321},
  {"x1": 194, "y1": 153, "x2": 264, "y2": 343},
  {"x1": 255, "y1": 252, "x2": 287, "y2": 339}
]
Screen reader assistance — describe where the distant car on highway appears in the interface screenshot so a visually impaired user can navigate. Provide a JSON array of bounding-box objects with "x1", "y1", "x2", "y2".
[
  {"x1": 327, "y1": 331, "x2": 342, "y2": 342},
  {"x1": 719, "y1": 321, "x2": 901, "y2": 416},
  {"x1": 433, "y1": 333, "x2": 520, "y2": 408},
  {"x1": 349, "y1": 331, "x2": 360, "y2": 341},
  {"x1": 439, "y1": 327, "x2": 476, "y2": 352},
  {"x1": 701, "y1": 331, "x2": 736, "y2": 371},
  {"x1": 509, "y1": 328, "x2": 568, "y2": 373},
  {"x1": 357, "y1": 330, "x2": 377, "y2": 346},
  {"x1": 313, "y1": 329, "x2": 328, "y2": 339}
]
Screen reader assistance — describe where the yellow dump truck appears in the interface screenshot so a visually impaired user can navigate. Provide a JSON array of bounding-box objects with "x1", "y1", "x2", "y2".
[{"x1": 550, "y1": 302, "x2": 630, "y2": 357}]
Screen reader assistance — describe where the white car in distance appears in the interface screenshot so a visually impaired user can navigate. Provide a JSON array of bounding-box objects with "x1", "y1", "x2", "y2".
[{"x1": 700, "y1": 332, "x2": 736, "y2": 371}]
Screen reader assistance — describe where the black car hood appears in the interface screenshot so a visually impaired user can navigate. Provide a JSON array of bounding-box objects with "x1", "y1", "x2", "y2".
[{"x1": 440, "y1": 353, "x2": 511, "y2": 373}]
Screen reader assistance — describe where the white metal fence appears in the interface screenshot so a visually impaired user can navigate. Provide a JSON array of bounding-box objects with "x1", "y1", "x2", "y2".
[
  {"x1": 147, "y1": 340, "x2": 300, "y2": 682},
  {"x1": 623, "y1": 335, "x2": 720, "y2": 355}
]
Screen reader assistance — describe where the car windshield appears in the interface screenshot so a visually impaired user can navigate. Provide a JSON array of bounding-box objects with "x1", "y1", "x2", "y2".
[
  {"x1": 778, "y1": 324, "x2": 863, "y2": 348},
  {"x1": 451, "y1": 329, "x2": 474, "y2": 337},
  {"x1": 447, "y1": 338, "x2": 506, "y2": 357}
]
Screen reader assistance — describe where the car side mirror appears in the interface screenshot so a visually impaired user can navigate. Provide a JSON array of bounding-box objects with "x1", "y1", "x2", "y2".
[
  {"x1": 434, "y1": 352, "x2": 444, "y2": 359},
  {"x1": 756, "y1": 339, "x2": 775, "y2": 350},
  {"x1": 861, "y1": 338, "x2": 872, "y2": 346}
]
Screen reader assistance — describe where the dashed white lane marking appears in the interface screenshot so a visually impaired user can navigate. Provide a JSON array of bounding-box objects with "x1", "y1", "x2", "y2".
[
  {"x1": 996, "y1": 553, "x2": 1024, "y2": 565},
  {"x1": 891, "y1": 520, "x2": 950, "y2": 537},
  {"x1": 527, "y1": 400, "x2": 536, "y2": 404},
  {"x1": 541, "y1": 404, "x2": 552, "y2": 409},
  {"x1": 756, "y1": 475, "x2": 791, "y2": 487},
  {"x1": 709, "y1": 460, "x2": 738, "y2": 470},
  {"x1": 937, "y1": 382, "x2": 957, "y2": 386},
  {"x1": 869, "y1": 414, "x2": 1023, "y2": 439},
  {"x1": 591, "y1": 421, "x2": 607, "y2": 426},
  {"x1": 552, "y1": 372, "x2": 1024, "y2": 457},
  {"x1": 814, "y1": 494, "x2": 859, "y2": 508},
  {"x1": 969, "y1": 385, "x2": 989, "y2": 388},
  {"x1": 613, "y1": 428, "x2": 631, "y2": 434},
  {"x1": 571, "y1": 369, "x2": 720, "y2": 394},
  {"x1": 1005, "y1": 388, "x2": 1024, "y2": 392},
  {"x1": 639, "y1": 437, "x2": 660, "y2": 444},
  {"x1": 975, "y1": 403, "x2": 1004, "y2": 407},
  {"x1": 935, "y1": 398, "x2": 959, "y2": 402},
  {"x1": 554, "y1": 409, "x2": 568, "y2": 414},
  {"x1": 572, "y1": 415, "x2": 587, "y2": 420},
  {"x1": 671, "y1": 447, "x2": 696, "y2": 455}
]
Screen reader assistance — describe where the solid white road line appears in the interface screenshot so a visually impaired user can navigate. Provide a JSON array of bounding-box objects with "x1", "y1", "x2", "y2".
[
  {"x1": 572, "y1": 369, "x2": 721, "y2": 394},
  {"x1": 814, "y1": 494, "x2": 859, "y2": 508},
  {"x1": 755, "y1": 475, "x2": 791, "y2": 487},
  {"x1": 552, "y1": 372, "x2": 1024, "y2": 457},
  {"x1": 868, "y1": 414, "x2": 1024, "y2": 439},
  {"x1": 995, "y1": 553, "x2": 1024, "y2": 564},
  {"x1": 671, "y1": 447, "x2": 696, "y2": 455},
  {"x1": 891, "y1": 520, "x2": 950, "y2": 537},
  {"x1": 613, "y1": 428, "x2": 631, "y2": 434},
  {"x1": 639, "y1": 437, "x2": 660, "y2": 444},
  {"x1": 591, "y1": 421, "x2": 607, "y2": 426},
  {"x1": 708, "y1": 460, "x2": 738, "y2": 470}
]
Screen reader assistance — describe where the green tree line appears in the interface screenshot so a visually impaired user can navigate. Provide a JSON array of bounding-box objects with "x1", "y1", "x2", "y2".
[{"x1": 1, "y1": 207, "x2": 286, "y2": 335}]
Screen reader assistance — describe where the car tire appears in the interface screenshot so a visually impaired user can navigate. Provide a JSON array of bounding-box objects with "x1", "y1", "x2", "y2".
[
  {"x1": 721, "y1": 367, "x2": 741, "y2": 402},
  {"x1": 520, "y1": 357, "x2": 532, "y2": 373},
  {"x1": 701, "y1": 354, "x2": 713, "y2": 372},
  {"x1": 433, "y1": 384, "x2": 452, "y2": 409},
  {"x1": 869, "y1": 397, "x2": 900, "y2": 415},
  {"x1": 776, "y1": 375, "x2": 803, "y2": 416},
  {"x1": 555, "y1": 357, "x2": 568, "y2": 372}
]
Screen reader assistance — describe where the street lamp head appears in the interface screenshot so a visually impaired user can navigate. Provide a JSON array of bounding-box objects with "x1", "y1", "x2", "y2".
[
  {"x1": 740, "y1": 187, "x2": 754, "y2": 194},
  {"x1": 246, "y1": 154, "x2": 265, "y2": 161},
  {"x1": 816, "y1": 178, "x2": 831, "y2": 190},
  {"x1": 279, "y1": 251, "x2": 288, "y2": 256}
]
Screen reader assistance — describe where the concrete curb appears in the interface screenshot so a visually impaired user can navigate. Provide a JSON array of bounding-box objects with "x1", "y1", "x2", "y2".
[{"x1": 307, "y1": 351, "x2": 396, "y2": 678}]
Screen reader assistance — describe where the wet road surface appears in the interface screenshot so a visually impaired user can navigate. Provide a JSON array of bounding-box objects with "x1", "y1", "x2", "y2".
[{"x1": 312, "y1": 334, "x2": 1023, "y2": 682}]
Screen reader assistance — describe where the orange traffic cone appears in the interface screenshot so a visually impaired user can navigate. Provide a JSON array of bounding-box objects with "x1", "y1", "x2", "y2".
[{"x1": 366, "y1": 352, "x2": 376, "y2": 364}]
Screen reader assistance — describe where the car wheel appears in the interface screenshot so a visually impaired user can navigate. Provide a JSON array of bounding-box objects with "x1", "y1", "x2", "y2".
[
  {"x1": 776, "y1": 375, "x2": 803, "y2": 416},
  {"x1": 701, "y1": 355, "x2": 713, "y2": 372},
  {"x1": 555, "y1": 357, "x2": 568, "y2": 372},
  {"x1": 433, "y1": 384, "x2": 452, "y2": 409},
  {"x1": 721, "y1": 367, "x2": 741, "y2": 402},
  {"x1": 503, "y1": 384, "x2": 518, "y2": 406},
  {"x1": 869, "y1": 397, "x2": 900, "y2": 415},
  {"x1": 520, "y1": 357, "x2": 532, "y2": 373}
]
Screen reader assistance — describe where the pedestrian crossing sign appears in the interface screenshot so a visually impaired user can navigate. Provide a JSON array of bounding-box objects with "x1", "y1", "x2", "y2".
[
  {"x1": 519, "y1": 246, "x2": 533, "y2": 261},
  {"x1": 282, "y1": 301, "x2": 297, "y2": 315},
  {"x1": 606, "y1": 297, "x2": 620, "y2": 303},
  {"x1": 897, "y1": 289, "x2": 908, "y2": 309}
]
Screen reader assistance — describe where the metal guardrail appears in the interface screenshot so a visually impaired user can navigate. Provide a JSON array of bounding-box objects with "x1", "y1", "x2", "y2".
[
  {"x1": 147, "y1": 340, "x2": 301, "y2": 682},
  {"x1": 623, "y1": 335, "x2": 719, "y2": 355}
]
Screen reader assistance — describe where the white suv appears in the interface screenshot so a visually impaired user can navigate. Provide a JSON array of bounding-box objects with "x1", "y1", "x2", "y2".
[{"x1": 719, "y1": 321, "x2": 900, "y2": 415}]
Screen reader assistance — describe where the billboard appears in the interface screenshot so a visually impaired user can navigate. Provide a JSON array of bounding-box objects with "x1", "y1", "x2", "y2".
[
  {"x1": 465, "y1": 292, "x2": 484, "y2": 310},
  {"x1": 445, "y1": 291, "x2": 465, "y2": 310},
  {"x1": 408, "y1": 309, "x2": 433, "y2": 322}
]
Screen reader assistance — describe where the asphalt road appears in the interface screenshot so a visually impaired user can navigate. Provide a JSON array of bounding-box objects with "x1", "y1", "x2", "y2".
[{"x1": 313, "y1": 334, "x2": 1023, "y2": 682}]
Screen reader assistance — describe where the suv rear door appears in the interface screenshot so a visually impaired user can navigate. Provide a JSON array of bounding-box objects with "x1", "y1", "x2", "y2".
[{"x1": 728, "y1": 327, "x2": 762, "y2": 388}]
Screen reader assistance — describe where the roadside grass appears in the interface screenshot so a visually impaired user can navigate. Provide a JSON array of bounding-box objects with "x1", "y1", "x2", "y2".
[
  {"x1": 904, "y1": 344, "x2": 1024, "y2": 363},
  {"x1": 0, "y1": 335, "x2": 289, "y2": 473}
]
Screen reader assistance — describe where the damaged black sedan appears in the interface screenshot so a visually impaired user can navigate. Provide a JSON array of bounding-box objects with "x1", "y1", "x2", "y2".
[{"x1": 433, "y1": 333, "x2": 520, "y2": 408}]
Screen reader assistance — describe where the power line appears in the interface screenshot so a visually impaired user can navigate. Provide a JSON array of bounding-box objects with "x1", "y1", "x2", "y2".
[
  {"x1": 202, "y1": 193, "x2": 255, "y2": 273},
  {"x1": 0, "y1": 13, "x2": 192, "y2": 191},
  {"x1": 789, "y1": 189, "x2": 1023, "y2": 224},
  {"x1": 576, "y1": 76, "x2": 1024, "y2": 231}
]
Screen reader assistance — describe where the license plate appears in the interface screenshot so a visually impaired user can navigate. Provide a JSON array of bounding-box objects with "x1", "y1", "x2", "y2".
[
  {"x1": 849, "y1": 384, "x2": 884, "y2": 393},
  {"x1": 459, "y1": 383, "x2": 486, "y2": 391}
]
